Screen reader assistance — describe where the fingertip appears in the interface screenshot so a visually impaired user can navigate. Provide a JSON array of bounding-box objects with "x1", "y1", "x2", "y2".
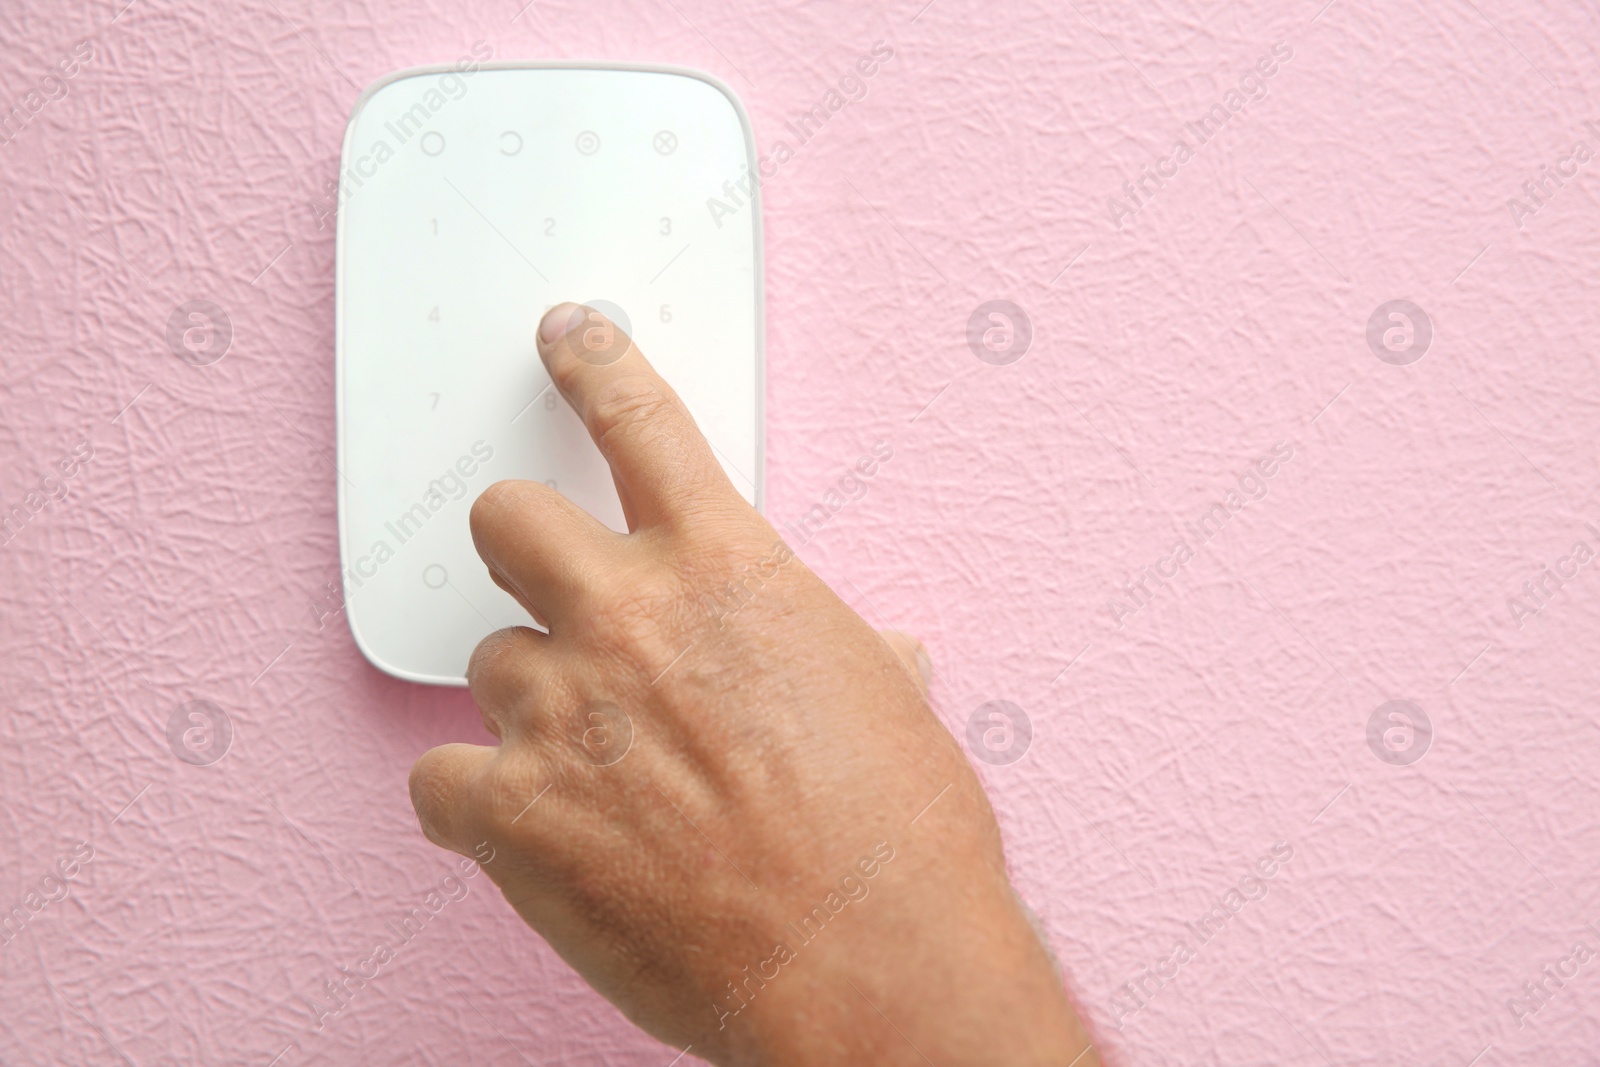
[
  {"x1": 539, "y1": 302, "x2": 582, "y2": 347},
  {"x1": 539, "y1": 301, "x2": 636, "y2": 374}
]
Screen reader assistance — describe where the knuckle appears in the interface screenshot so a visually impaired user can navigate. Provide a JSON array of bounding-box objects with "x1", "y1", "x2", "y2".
[
  {"x1": 587, "y1": 377, "x2": 678, "y2": 453},
  {"x1": 466, "y1": 627, "x2": 525, "y2": 692},
  {"x1": 477, "y1": 755, "x2": 544, "y2": 831},
  {"x1": 680, "y1": 521, "x2": 792, "y2": 584},
  {"x1": 676, "y1": 529, "x2": 801, "y2": 628},
  {"x1": 470, "y1": 479, "x2": 525, "y2": 532},
  {"x1": 408, "y1": 748, "x2": 463, "y2": 846},
  {"x1": 547, "y1": 358, "x2": 580, "y2": 397},
  {"x1": 582, "y1": 566, "x2": 682, "y2": 651},
  {"x1": 407, "y1": 749, "x2": 442, "y2": 805}
]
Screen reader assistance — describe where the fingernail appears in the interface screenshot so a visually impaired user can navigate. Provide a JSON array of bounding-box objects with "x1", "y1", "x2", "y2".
[
  {"x1": 540, "y1": 302, "x2": 580, "y2": 345},
  {"x1": 915, "y1": 647, "x2": 932, "y2": 689}
]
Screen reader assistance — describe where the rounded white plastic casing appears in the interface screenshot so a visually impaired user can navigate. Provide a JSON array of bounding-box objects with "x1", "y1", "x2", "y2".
[{"x1": 336, "y1": 62, "x2": 763, "y2": 685}]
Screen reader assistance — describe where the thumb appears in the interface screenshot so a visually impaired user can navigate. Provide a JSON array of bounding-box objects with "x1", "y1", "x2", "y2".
[{"x1": 409, "y1": 742, "x2": 496, "y2": 854}]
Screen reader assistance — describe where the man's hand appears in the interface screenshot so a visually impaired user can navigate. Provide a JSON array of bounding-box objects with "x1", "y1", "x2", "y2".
[{"x1": 409, "y1": 303, "x2": 1098, "y2": 1066}]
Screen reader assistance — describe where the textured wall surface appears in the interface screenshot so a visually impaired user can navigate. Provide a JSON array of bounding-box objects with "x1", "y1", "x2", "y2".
[{"x1": 2, "y1": 0, "x2": 1598, "y2": 1063}]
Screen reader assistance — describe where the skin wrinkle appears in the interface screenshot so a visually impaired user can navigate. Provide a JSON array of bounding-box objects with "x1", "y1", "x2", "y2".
[
  {"x1": 513, "y1": 779, "x2": 771, "y2": 1009},
  {"x1": 408, "y1": 303, "x2": 1098, "y2": 1065},
  {"x1": 660, "y1": 654, "x2": 820, "y2": 799},
  {"x1": 583, "y1": 377, "x2": 727, "y2": 520},
  {"x1": 468, "y1": 629, "x2": 579, "y2": 743},
  {"x1": 473, "y1": 481, "x2": 618, "y2": 614},
  {"x1": 9, "y1": 4, "x2": 1586, "y2": 1058}
]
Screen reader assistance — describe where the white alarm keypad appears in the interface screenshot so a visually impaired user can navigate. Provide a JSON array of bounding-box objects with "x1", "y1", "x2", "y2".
[{"x1": 337, "y1": 64, "x2": 763, "y2": 685}]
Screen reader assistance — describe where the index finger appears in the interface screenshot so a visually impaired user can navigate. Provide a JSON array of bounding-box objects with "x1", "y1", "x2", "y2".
[{"x1": 536, "y1": 302, "x2": 736, "y2": 531}]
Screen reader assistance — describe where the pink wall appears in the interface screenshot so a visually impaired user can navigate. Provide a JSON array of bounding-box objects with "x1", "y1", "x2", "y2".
[{"x1": 2, "y1": 0, "x2": 1598, "y2": 1063}]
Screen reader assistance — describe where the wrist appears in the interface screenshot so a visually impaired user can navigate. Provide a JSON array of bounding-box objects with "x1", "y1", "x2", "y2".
[{"x1": 711, "y1": 861, "x2": 1094, "y2": 1067}]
